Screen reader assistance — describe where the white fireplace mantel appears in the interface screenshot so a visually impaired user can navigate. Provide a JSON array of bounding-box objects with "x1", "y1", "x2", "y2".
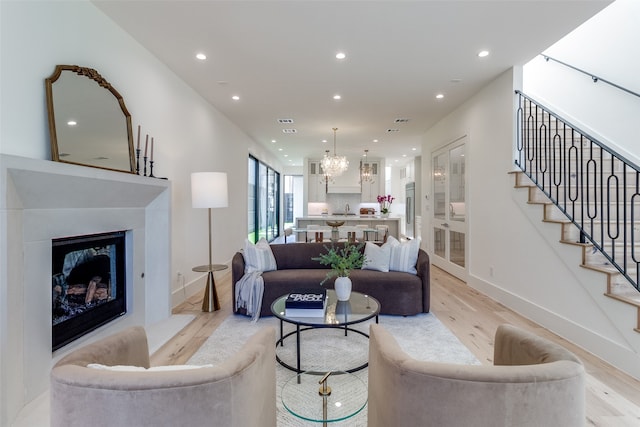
[{"x1": 0, "y1": 154, "x2": 172, "y2": 427}]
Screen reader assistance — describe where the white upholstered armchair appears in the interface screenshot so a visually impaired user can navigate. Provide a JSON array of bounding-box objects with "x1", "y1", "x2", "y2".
[
  {"x1": 368, "y1": 323, "x2": 585, "y2": 427},
  {"x1": 51, "y1": 326, "x2": 276, "y2": 427}
]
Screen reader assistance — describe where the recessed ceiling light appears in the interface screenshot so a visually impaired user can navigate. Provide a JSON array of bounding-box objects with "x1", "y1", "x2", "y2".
[
  {"x1": 333, "y1": 94, "x2": 341, "y2": 100},
  {"x1": 284, "y1": 154, "x2": 288, "y2": 157},
  {"x1": 478, "y1": 50, "x2": 490, "y2": 58},
  {"x1": 373, "y1": 139, "x2": 378, "y2": 143},
  {"x1": 196, "y1": 53, "x2": 207, "y2": 60},
  {"x1": 436, "y1": 94, "x2": 444, "y2": 99},
  {"x1": 232, "y1": 95, "x2": 240, "y2": 101},
  {"x1": 336, "y1": 52, "x2": 346, "y2": 60},
  {"x1": 271, "y1": 139, "x2": 276, "y2": 143},
  {"x1": 412, "y1": 147, "x2": 417, "y2": 151},
  {"x1": 402, "y1": 154, "x2": 407, "y2": 157},
  {"x1": 322, "y1": 139, "x2": 328, "y2": 143},
  {"x1": 278, "y1": 148, "x2": 283, "y2": 151},
  {"x1": 67, "y1": 120, "x2": 77, "y2": 126}
]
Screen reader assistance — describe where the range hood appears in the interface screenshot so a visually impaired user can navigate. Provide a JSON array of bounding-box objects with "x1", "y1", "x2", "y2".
[{"x1": 327, "y1": 185, "x2": 361, "y2": 194}]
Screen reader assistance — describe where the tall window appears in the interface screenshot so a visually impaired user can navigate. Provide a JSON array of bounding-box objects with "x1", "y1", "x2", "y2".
[
  {"x1": 284, "y1": 175, "x2": 303, "y2": 229},
  {"x1": 248, "y1": 156, "x2": 280, "y2": 243}
]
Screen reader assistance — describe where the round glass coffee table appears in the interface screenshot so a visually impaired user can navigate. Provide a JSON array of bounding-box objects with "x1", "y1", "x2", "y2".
[
  {"x1": 281, "y1": 371, "x2": 367, "y2": 426},
  {"x1": 271, "y1": 290, "x2": 380, "y2": 373}
]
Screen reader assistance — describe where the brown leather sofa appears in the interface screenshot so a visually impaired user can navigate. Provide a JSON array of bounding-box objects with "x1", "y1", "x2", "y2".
[{"x1": 232, "y1": 241, "x2": 430, "y2": 317}]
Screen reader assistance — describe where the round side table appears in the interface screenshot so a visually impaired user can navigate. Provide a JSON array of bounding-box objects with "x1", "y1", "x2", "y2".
[{"x1": 192, "y1": 263, "x2": 227, "y2": 312}]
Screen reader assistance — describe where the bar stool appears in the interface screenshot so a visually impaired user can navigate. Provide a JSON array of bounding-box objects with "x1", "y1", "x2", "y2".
[
  {"x1": 306, "y1": 224, "x2": 320, "y2": 242},
  {"x1": 307, "y1": 225, "x2": 330, "y2": 242},
  {"x1": 338, "y1": 226, "x2": 358, "y2": 243},
  {"x1": 284, "y1": 227, "x2": 293, "y2": 243},
  {"x1": 355, "y1": 224, "x2": 369, "y2": 242},
  {"x1": 374, "y1": 225, "x2": 389, "y2": 243}
]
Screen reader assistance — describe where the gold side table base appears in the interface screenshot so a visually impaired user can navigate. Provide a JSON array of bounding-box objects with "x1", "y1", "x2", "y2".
[{"x1": 193, "y1": 264, "x2": 228, "y2": 312}]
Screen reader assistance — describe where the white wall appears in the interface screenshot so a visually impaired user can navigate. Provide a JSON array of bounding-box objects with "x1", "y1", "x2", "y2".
[
  {"x1": 0, "y1": 0, "x2": 281, "y2": 306},
  {"x1": 422, "y1": 68, "x2": 640, "y2": 380},
  {"x1": 523, "y1": 0, "x2": 640, "y2": 165}
]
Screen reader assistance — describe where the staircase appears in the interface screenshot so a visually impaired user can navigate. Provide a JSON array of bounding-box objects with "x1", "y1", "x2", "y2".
[{"x1": 513, "y1": 91, "x2": 640, "y2": 333}]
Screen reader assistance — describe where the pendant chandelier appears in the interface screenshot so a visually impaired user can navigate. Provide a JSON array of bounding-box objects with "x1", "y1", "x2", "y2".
[
  {"x1": 320, "y1": 127, "x2": 349, "y2": 177},
  {"x1": 360, "y1": 149, "x2": 374, "y2": 183},
  {"x1": 320, "y1": 150, "x2": 335, "y2": 187}
]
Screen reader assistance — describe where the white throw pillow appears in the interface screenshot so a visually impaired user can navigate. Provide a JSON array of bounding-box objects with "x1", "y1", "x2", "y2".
[
  {"x1": 87, "y1": 363, "x2": 213, "y2": 371},
  {"x1": 243, "y1": 238, "x2": 277, "y2": 273},
  {"x1": 387, "y1": 236, "x2": 421, "y2": 274},
  {"x1": 362, "y1": 241, "x2": 391, "y2": 272}
]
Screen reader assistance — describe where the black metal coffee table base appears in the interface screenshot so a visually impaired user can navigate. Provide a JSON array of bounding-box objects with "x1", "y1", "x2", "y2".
[
  {"x1": 275, "y1": 323, "x2": 375, "y2": 374},
  {"x1": 270, "y1": 290, "x2": 381, "y2": 376}
]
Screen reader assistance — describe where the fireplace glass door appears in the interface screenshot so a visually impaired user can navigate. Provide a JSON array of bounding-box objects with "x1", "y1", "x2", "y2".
[{"x1": 52, "y1": 231, "x2": 127, "y2": 350}]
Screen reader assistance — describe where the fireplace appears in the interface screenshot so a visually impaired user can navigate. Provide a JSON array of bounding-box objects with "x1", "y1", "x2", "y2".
[
  {"x1": 52, "y1": 231, "x2": 127, "y2": 350},
  {"x1": 1, "y1": 154, "x2": 171, "y2": 426}
]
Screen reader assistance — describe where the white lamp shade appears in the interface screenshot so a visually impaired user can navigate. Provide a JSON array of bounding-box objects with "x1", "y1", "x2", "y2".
[{"x1": 191, "y1": 172, "x2": 228, "y2": 208}]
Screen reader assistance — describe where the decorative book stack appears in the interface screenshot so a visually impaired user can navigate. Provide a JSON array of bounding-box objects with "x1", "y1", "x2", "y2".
[{"x1": 285, "y1": 289, "x2": 327, "y2": 317}]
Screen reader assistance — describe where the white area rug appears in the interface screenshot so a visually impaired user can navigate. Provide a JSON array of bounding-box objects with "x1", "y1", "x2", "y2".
[{"x1": 189, "y1": 313, "x2": 479, "y2": 427}]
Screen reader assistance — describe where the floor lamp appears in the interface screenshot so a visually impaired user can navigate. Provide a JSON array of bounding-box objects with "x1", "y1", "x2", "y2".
[{"x1": 191, "y1": 172, "x2": 228, "y2": 312}]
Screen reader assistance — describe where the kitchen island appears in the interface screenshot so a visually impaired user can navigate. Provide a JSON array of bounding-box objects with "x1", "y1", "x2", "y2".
[{"x1": 295, "y1": 215, "x2": 400, "y2": 240}]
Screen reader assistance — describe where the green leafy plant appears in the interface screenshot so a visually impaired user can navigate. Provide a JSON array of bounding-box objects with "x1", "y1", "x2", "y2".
[{"x1": 312, "y1": 243, "x2": 366, "y2": 285}]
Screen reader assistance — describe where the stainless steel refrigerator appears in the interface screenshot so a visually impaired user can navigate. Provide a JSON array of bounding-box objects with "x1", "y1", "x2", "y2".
[{"x1": 405, "y1": 182, "x2": 415, "y2": 238}]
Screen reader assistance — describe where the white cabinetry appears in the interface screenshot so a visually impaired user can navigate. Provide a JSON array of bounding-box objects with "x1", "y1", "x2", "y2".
[
  {"x1": 307, "y1": 161, "x2": 326, "y2": 202},
  {"x1": 308, "y1": 157, "x2": 383, "y2": 197},
  {"x1": 360, "y1": 161, "x2": 381, "y2": 202},
  {"x1": 327, "y1": 160, "x2": 361, "y2": 193},
  {"x1": 400, "y1": 162, "x2": 414, "y2": 183}
]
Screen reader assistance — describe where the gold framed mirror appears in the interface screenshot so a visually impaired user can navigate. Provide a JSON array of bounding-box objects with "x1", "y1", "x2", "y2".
[{"x1": 45, "y1": 65, "x2": 135, "y2": 173}]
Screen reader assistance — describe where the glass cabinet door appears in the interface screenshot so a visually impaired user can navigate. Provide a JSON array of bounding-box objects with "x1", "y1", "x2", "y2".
[{"x1": 431, "y1": 138, "x2": 467, "y2": 279}]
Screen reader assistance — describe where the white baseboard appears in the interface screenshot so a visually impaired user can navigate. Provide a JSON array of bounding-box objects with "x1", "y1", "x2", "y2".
[
  {"x1": 171, "y1": 261, "x2": 232, "y2": 308},
  {"x1": 467, "y1": 273, "x2": 640, "y2": 381},
  {"x1": 171, "y1": 275, "x2": 206, "y2": 308}
]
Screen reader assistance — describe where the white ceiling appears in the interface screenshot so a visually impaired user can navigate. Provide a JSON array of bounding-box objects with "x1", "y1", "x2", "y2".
[{"x1": 93, "y1": 0, "x2": 611, "y2": 167}]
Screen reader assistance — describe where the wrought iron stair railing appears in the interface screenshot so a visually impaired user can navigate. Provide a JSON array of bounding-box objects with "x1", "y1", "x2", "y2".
[{"x1": 515, "y1": 91, "x2": 640, "y2": 292}]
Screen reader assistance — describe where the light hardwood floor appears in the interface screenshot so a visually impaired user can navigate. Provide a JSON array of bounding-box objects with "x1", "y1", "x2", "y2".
[{"x1": 152, "y1": 266, "x2": 640, "y2": 426}]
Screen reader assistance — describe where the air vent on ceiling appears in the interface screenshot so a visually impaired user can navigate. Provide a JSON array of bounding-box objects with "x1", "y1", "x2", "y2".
[
  {"x1": 387, "y1": 129, "x2": 400, "y2": 133},
  {"x1": 282, "y1": 129, "x2": 297, "y2": 134},
  {"x1": 394, "y1": 118, "x2": 410, "y2": 123},
  {"x1": 278, "y1": 119, "x2": 294, "y2": 124}
]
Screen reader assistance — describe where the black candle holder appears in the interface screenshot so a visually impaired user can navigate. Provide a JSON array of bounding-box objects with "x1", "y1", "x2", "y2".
[
  {"x1": 135, "y1": 149, "x2": 141, "y2": 175},
  {"x1": 149, "y1": 160, "x2": 155, "y2": 178},
  {"x1": 143, "y1": 156, "x2": 148, "y2": 177}
]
